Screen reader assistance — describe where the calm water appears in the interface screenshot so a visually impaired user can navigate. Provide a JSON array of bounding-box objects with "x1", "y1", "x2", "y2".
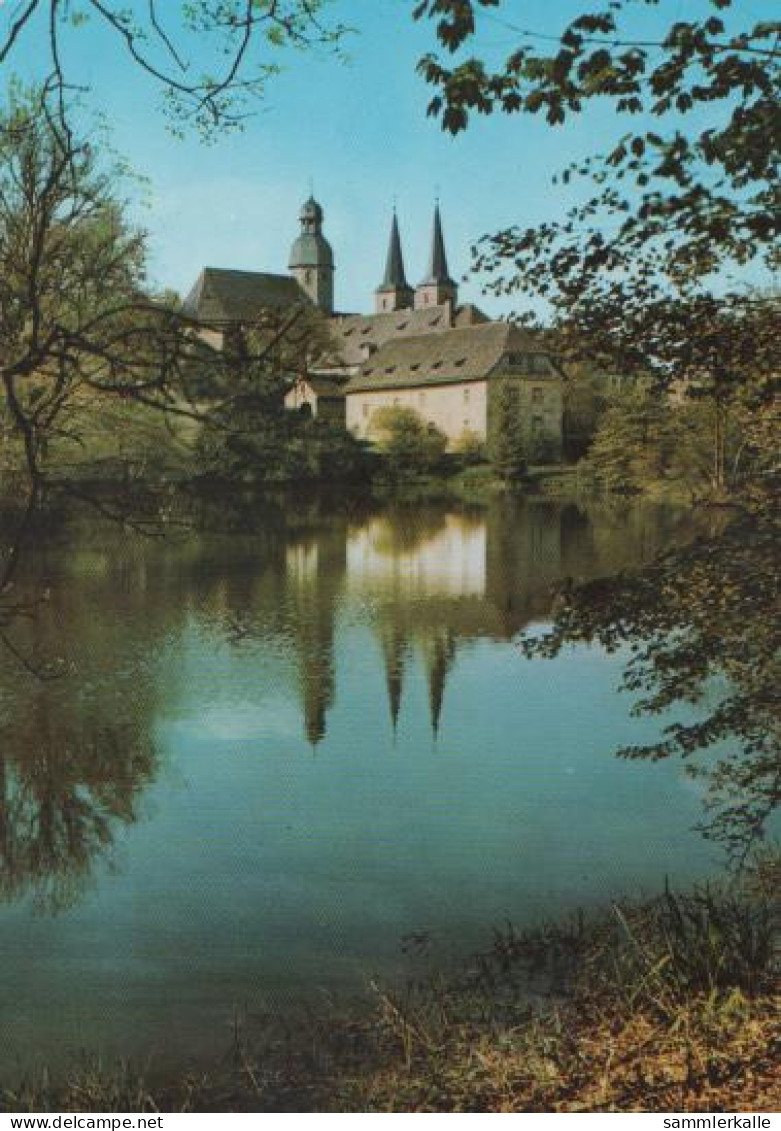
[{"x1": 0, "y1": 495, "x2": 721, "y2": 1075}]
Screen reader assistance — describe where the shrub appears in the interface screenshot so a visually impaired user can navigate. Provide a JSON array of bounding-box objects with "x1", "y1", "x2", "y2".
[
  {"x1": 453, "y1": 429, "x2": 487, "y2": 466},
  {"x1": 371, "y1": 405, "x2": 448, "y2": 475}
]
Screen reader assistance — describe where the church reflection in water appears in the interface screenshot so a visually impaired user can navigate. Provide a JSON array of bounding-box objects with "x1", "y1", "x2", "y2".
[
  {"x1": 0, "y1": 495, "x2": 694, "y2": 908},
  {"x1": 271, "y1": 497, "x2": 693, "y2": 746}
]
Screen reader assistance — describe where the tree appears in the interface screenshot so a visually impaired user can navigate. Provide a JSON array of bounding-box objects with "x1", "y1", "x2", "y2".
[
  {"x1": 413, "y1": 0, "x2": 781, "y2": 856},
  {"x1": 490, "y1": 382, "x2": 527, "y2": 482},
  {"x1": 193, "y1": 312, "x2": 365, "y2": 484},
  {"x1": 416, "y1": 0, "x2": 780, "y2": 287},
  {"x1": 0, "y1": 93, "x2": 178, "y2": 468},
  {"x1": 0, "y1": 86, "x2": 216, "y2": 671},
  {"x1": 0, "y1": 2, "x2": 347, "y2": 138},
  {"x1": 371, "y1": 405, "x2": 448, "y2": 476},
  {"x1": 581, "y1": 383, "x2": 678, "y2": 491},
  {"x1": 415, "y1": 2, "x2": 780, "y2": 485}
]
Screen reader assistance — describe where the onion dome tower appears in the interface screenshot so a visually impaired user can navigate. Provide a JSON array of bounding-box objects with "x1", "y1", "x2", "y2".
[
  {"x1": 375, "y1": 210, "x2": 414, "y2": 313},
  {"x1": 289, "y1": 195, "x2": 335, "y2": 314}
]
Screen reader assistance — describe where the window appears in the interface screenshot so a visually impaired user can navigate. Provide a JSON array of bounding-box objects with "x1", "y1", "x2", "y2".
[
  {"x1": 431, "y1": 360, "x2": 443, "y2": 370},
  {"x1": 532, "y1": 387, "x2": 544, "y2": 404},
  {"x1": 410, "y1": 363, "x2": 420, "y2": 372},
  {"x1": 396, "y1": 321, "x2": 408, "y2": 331},
  {"x1": 419, "y1": 392, "x2": 426, "y2": 405},
  {"x1": 385, "y1": 366, "x2": 396, "y2": 374},
  {"x1": 362, "y1": 404, "x2": 371, "y2": 418},
  {"x1": 361, "y1": 327, "x2": 372, "y2": 336},
  {"x1": 305, "y1": 269, "x2": 312, "y2": 284},
  {"x1": 455, "y1": 357, "x2": 467, "y2": 368},
  {"x1": 532, "y1": 415, "x2": 544, "y2": 433},
  {"x1": 463, "y1": 387, "x2": 470, "y2": 403},
  {"x1": 429, "y1": 316, "x2": 441, "y2": 326},
  {"x1": 344, "y1": 328, "x2": 355, "y2": 337}
]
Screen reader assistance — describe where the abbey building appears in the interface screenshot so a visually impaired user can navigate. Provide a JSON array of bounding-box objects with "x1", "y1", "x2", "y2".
[{"x1": 184, "y1": 197, "x2": 564, "y2": 456}]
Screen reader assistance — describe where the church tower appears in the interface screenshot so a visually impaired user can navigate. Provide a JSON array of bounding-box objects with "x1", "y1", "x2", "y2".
[
  {"x1": 289, "y1": 195, "x2": 335, "y2": 314},
  {"x1": 375, "y1": 210, "x2": 414, "y2": 314},
  {"x1": 415, "y1": 203, "x2": 458, "y2": 310}
]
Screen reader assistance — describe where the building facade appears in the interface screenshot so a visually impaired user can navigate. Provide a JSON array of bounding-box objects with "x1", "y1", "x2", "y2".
[{"x1": 183, "y1": 196, "x2": 565, "y2": 456}]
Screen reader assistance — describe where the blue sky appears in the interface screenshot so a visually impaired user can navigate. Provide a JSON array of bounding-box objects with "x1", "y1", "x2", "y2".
[{"x1": 10, "y1": 0, "x2": 776, "y2": 314}]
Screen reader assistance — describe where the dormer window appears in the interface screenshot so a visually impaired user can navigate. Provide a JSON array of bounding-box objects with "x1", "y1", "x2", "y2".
[{"x1": 431, "y1": 360, "x2": 443, "y2": 370}]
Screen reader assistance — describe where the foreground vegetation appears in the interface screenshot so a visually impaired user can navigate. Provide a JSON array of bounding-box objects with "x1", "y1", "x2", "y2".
[{"x1": 4, "y1": 874, "x2": 778, "y2": 1114}]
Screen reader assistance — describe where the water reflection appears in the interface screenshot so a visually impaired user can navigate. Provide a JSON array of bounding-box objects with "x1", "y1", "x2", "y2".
[
  {"x1": 0, "y1": 496, "x2": 695, "y2": 913},
  {"x1": 0, "y1": 494, "x2": 720, "y2": 1074}
]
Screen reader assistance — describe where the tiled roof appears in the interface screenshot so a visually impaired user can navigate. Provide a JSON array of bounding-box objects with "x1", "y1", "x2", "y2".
[
  {"x1": 330, "y1": 304, "x2": 455, "y2": 366},
  {"x1": 183, "y1": 267, "x2": 308, "y2": 322},
  {"x1": 346, "y1": 323, "x2": 560, "y2": 392}
]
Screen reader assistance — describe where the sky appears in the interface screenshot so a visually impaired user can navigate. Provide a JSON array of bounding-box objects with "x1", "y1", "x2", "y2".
[{"x1": 9, "y1": 0, "x2": 777, "y2": 315}]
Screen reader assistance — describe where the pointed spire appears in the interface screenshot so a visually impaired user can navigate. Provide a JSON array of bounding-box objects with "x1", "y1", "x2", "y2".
[
  {"x1": 424, "y1": 203, "x2": 454, "y2": 285},
  {"x1": 381, "y1": 626, "x2": 407, "y2": 735},
  {"x1": 375, "y1": 208, "x2": 413, "y2": 312},
  {"x1": 425, "y1": 629, "x2": 457, "y2": 739},
  {"x1": 381, "y1": 210, "x2": 410, "y2": 290}
]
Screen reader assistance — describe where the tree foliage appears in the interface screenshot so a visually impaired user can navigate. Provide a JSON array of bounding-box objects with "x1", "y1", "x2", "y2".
[
  {"x1": 0, "y1": 87, "x2": 204, "y2": 607},
  {"x1": 414, "y1": 1, "x2": 781, "y2": 855},
  {"x1": 0, "y1": 2, "x2": 347, "y2": 137},
  {"x1": 371, "y1": 405, "x2": 448, "y2": 476},
  {"x1": 193, "y1": 315, "x2": 365, "y2": 483},
  {"x1": 490, "y1": 382, "x2": 527, "y2": 482},
  {"x1": 416, "y1": 0, "x2": 780, "y2": 287}
]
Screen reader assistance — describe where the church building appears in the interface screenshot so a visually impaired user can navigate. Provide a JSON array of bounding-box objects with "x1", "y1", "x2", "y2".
[{"x1": 184, "y1": 197, "x2": 564, "y2": 457}]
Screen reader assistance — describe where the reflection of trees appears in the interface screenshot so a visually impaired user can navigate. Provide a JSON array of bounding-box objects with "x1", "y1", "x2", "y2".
[
  {"x1": 0, "y1": 489, "x2": 720, "y2": 916},
  {"x1": 523, "y1": 488, "x2": 779, "y2": 862},
  {"x1": 0, "y1": 713, "x2": 157, "y2": 913}
]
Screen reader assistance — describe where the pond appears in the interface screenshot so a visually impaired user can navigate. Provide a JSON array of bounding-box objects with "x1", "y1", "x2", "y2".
[{"x1": 0, "y1": 494, "x2": 722, "y2": 1077}]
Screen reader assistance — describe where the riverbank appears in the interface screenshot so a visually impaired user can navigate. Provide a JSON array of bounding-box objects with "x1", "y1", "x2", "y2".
[{"x1": 4, "y1": 879, "x2": 778, "y2": 1113}]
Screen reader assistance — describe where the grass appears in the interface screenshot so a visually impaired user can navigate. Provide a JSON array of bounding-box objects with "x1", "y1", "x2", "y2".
[{"x1": 2, "y1": 879, "x2": 778, "y2": 1114}]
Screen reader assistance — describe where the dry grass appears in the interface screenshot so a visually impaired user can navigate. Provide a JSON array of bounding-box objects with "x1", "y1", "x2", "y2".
[{"x1": 3, "y1": 881, "x2": 779, "y2": 1113}]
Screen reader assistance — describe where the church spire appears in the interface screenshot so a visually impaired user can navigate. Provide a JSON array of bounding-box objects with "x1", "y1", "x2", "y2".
[
  {"x1": 415, "y1": 202, "x2": 458, "y2": 311},
  {"x1": 382, "y1": 211, "x2": 410, "y2": 290},
  {"x1": 375, "y1": 209, "x2": 414, "y2": 313},
  {"x1": 426, "y1": 202, "x2": 452, "y2": 284}
]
